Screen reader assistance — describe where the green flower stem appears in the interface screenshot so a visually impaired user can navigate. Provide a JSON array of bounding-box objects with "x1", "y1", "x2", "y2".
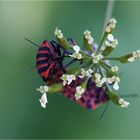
[
  {"x1": 48, "y1": 83, "x2": 63, "y2": 94},
  {"x1": 96, "y1": 32, "x2": 107, "y2": 54},
  {"x1": 99, "y1": 60, "x2": 111, "y2": 69},
  {"x1": 103, "y1": 57, "x2": 120, "y2": 61},
  {"x1": 99, "y1": 66, "x2": 120, "y2": 105}
]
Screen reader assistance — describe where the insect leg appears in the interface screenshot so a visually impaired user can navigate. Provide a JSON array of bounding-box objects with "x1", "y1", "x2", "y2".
[{"x1": 99, "y1": 102, "x2": 109, "y2": 120}]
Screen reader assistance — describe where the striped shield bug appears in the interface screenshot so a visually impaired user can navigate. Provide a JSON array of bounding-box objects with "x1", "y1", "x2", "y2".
[{"x1": 36, "y1": 40, "x2": 66, "y2": 85}]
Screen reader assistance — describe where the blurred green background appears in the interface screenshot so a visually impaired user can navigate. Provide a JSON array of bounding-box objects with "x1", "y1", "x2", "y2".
[{"x1": 0, "y1": 1, "x2": 140, "y2": 139}]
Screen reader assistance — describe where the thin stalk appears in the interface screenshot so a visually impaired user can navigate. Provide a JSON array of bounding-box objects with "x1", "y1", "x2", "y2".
[
  {"x1": 99, "y1": 66, "x2": 112, "y2": 92},
  {"x1": 96, "y1": 0, "x2": 115, "y2": 54},
  {"x1": 103, "y1": 57, "x2": 120, "y2": 61}
]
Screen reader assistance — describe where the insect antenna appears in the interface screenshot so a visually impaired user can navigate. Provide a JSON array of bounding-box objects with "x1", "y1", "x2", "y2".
[
  {"x1": 99, "y1": 102, "x2": 109, "y2": 120},
  {"x1": 121, "y1": 93, "x2": 138, "y2": 98},
  {"x1": 25, "y1": 38, "x2": 40, "y2": 48}
]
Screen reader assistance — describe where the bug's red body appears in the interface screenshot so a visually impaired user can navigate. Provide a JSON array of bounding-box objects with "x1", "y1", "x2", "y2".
[
  {"x1": 36, "y1": 40, "x2": 65, "y2": 85},
  {"x1": 62, "y1": 77, "x2": 109, "y2": 110}
]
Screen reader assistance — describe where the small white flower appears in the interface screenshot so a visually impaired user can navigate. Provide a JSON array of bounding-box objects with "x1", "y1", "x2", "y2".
[
  {"x1": 75, "y1": 86, "x2": 85, "y2": 100},
  {"x1": 105, "y1": 18, "x2": 117, "y2": 33},
  {"x1": 60, "y1": 74, "x2": 76, "y2": 86},
  {"x1": 107, "y1": 76, "x2": 120, "y2": 90},
  {"x1": 54, "y1": 27, "x2": 63, "y2": 39},
  {"x1": 119, "y1": 98, "x2": 130, "y2": 108},
  {"x1": 95, "y1": 73, "x2": 101, "y2": 79},
  {"x1": 128, "y1": 50, "x2": 140, "y2": 62},
  {"x1": 111, "y1": 66, "x2": 119, "y2": 72},
  {"x1": 88, "y1": 36, "x2": 94, "y2": 44},
  {"x1": 86, "y1": 68, "x2": 93, "y2": 77},
  {"x1": 133, "y1": 50, "x2": 140, "y2": 58},
  {"x1": 37, "y1": 85, "x2": 48, "y2": 94},
  {"x1": 109, "y1": 18, "x2": 117, "y2": 28},
  {"x1": 37, "y1": 85, "x2": 49, "y2": 108},
  {"x1": 73, "y1": 45, "x2": 80, "y2": 53},
  {"x1": 91, "y1": 53, "x2": 103, "y2": 64},
  {"x1": 107, "y1": 34, "x2": 114, "y2": 42},
  {"x1": 128, "y1": 57, "x2": 135, "y2": 62},
  {"x1": 94, "y1": 73, "x2": 106, "y2": 87},
  {"x1": 79, "y1": 68, "x2": 86, "y2": 78},
  {"x1": 84, "y1": 30, "x2": 91, "y2": 39},
  {"x1": 84, "y1": 30, "x2": 94, "y2": 44},
  {"x1": 69, "y1": 45, "x2": 83, "y2": 60},
  {"x1": 105, "y1": 34, "x2": 118, "y2": 48},
  {"x1": 39, "y1": 93, "x2": 48, "y2": 108},
  {"x1": 105, "y1": 26, "x2": 111, "y2": 33}
]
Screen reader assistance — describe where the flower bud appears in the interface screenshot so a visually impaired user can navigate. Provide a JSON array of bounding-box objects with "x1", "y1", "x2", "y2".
[
  {"x1": 119, "y1": 53, "x2": 134, "y2": 63},
  {"x1": 107, "y1": 90, "x2": 120, "y2": 105},
  {"x1": 55, "y1": 27, "x2": 71, "y2": 49},
  {"x1": 83, "y1": 30, "x2": 94, "y2": 51}
]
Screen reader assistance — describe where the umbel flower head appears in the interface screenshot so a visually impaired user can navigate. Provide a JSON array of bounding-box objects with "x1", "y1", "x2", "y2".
[{"x1": 33, "y1": 18, "x2": 140, "y2": 110}]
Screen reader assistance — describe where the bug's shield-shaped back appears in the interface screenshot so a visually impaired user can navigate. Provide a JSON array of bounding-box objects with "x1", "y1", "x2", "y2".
[{"x1": 62, "y1": 77, "x2": 109, "y2": 110}]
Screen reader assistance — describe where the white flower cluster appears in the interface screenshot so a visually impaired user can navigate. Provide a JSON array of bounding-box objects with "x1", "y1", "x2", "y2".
[
  {"x1": 105, "y1": 34, "x2": 118, "y2": 48},
  {"x1": 54, "y1": 27, "x2": 63, "y2": 39},
  {"x1": 84, "y1": 30, "x2": 94, "y2": 45},
  {"x1": 37, "y1": 85, "x2": 49, "y2": 108},
  {"x1": 91, "y1": 53, "x2": 103, "y2": 64},
  {"x1": 60, "y1": 74, "x2": 76, "y2": 86},
  {"x1": 79, "y1": 68, "x2": 93, "y2": 78},
  {"x1": 69, "y1": 45, "x2": 82, "y2": 60},
  {"x1": 119, "y1": 98, "x2": 130, "y2": 108},
  {"x1": 107, "y1": 76, "x2": 120, "y2": 90},
  {"x1": 75, "y1": 86, "x2": 85, "y2": 100},
  {"x1": 128, "y1": 50, "x2": 140, "y2": 62},
  {"x1": 94, "y1": 73, "x2": 106, "y2": 87},
  {"x1": 105, "y1": 18, "x2": 117, "y2": 33},
  {"x1": 111, "y1": 65, "x2": 119, "y2": 72}
]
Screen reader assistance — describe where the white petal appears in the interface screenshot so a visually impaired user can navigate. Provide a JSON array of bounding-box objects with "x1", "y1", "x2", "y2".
[
  {"x1": 88, "y1": 36, "x2": 94, "y2": 44},
  {"x1": 107, "y1": 34, "x2": 114, "y2": 42},
  {"x1": 43, "y1": 86, "x2": 49, "y2": 92},
  {"x1": 128, "y1": 57, "x2": 135, "y2": 62},
  {"x1": 109, "y1": 18, "x2": 117, "y2": 24},
  {"x1": 91, "y1": 53, "x2": 95, "y2": 58},
  {"x1": 39, "y1": 93, "x2": 48, "y2": 108},
  {"x1": 76, "y1": 53, "x2": 82, "y2": 60},
  {"x1": 105, "y1": 26, "x2": 111, "y2": 33},
  {"x1": 105, "y1": 40, "x2": 111, "y2": 46},
  {"x1": 84, "y1": 30, "x2": 91, "y2": 35},
  {"x1": 113, "y1": 82, "x2": 119, "y2": 90},
  {"x1": 67, "y1": 78, "x2": 73, "y2": 85},
  {"x1": 93, "y1": 59, "x2": 98, "y2": 64},
  {"x1": 119, "y1": 98, "x2": 124, "y2": 104},
  {"x1": 95, "y1": 73, "x2": 101, "y2": 79},
  {"x1": 107, "y1": 78, "x2": 114, "y2": 84},
  {"x1": 73, "y1": 45, "x2": 80, "y2": 53},
  {"x1": 75, "y1": 93, "x2": 81, "y2": 100}
]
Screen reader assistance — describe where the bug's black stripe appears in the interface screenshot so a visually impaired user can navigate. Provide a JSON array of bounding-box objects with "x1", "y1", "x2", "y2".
[
  {"x1": 36, "y1": 53, "x2": 51, "y2": 59},
  {"x1": 37, "y1": 65, "x2": 50, "y2": 74},
  {"x1": 36, "y1": 59, "x2": 47, "y2": 65},
  {"x1": 39, "y1": 47, "x2": 52, "y2": 53}
]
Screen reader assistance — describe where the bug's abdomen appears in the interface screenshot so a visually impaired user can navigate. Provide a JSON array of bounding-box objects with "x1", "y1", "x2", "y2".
[
  {"x1": 36, "y1": 40, "x2": 64, "y2": 85},
  {"x1": 62, "y1": 77, "x2": 109, "y2": 110}
]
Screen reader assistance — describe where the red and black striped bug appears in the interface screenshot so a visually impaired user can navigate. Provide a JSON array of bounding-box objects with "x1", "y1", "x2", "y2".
[
  {"x1": 36, "y1": 40, "x2": 66, "y2": 85},
  {"x1": 62, "y1": 77, "x2": 109, "y2": 110},
  {"x1": 25, "y1": 38, "x2": 77, "y2": 85}
]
